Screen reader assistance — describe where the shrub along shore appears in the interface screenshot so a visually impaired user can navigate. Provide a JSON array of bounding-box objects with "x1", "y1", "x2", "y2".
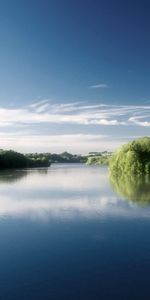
[
  {"x1": 0, "y1": 137, "x2": 149, "y2": 173},
  {"x1": 109, "y1": 137, "x2": 150, "y2": 175},
  {"x1": 0, "y1": 150, "x2": 50, "y2": 169},
  {"x1": 86, "y1": 137, "x2": 150, "y2": 175}
]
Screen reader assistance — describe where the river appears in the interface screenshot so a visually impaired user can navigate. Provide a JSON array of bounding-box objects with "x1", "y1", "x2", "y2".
[{"x1": 0, "y1": 164, "x2": 150, "y2": 299}]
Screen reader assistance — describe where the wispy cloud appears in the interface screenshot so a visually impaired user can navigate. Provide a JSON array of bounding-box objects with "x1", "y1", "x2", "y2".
[
  {"x1": 129, "y1": 115, "x2": 150, "y2": 127},
  {"x1": 90, "y1": 83, "x2": 109, "y2": 89},
  {"x1": 0, "y1": 100, "x2": 149, "y2": 152},
  {"x1": 0, "y1": 100, "x2": 149, "y2": 127}
]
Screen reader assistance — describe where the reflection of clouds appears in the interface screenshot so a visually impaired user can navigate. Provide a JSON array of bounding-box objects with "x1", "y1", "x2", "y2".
[
  {"x1": 0, "y1": 194, "x2": 150, "y2": 221},
  {"x1": 0, "y1": 196, "x2": 115, "y2": 219},
  {"x1": 0, "y1": 165, "x2": 150, "y2": 220},
  {"x1": 0, "y1": 195, "x2": 118, "y2": 218},
  {"x1": 7, "y1": 165, "x2": 109, "y2": 192},
  {"x1": 0, "y1": 195, "x2": 128, "y2": 219},
  {"x1": 0, "y1": 165, "x2": 110, "y2": 200}
]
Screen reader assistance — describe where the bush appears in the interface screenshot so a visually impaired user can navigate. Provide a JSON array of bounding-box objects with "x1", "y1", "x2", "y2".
[
  {"x1": 109, "y1": 137, "x2": 150, "y2": 175},
  {"x1": 86, "y1": 155, "x2": 111, "y2": 166},
  {"x1": 0, "y1": 150, "x2": 50, "y2": 169}
]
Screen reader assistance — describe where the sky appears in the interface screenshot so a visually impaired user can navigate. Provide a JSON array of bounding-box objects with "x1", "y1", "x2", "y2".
[{"x1": 0, "y1": 0, "x2": 150, "y2": 153}]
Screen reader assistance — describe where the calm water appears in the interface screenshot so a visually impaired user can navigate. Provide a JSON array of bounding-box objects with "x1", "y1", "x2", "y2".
[{"x1": 0, "y1": 164, "x2": 150, "y2": 299}]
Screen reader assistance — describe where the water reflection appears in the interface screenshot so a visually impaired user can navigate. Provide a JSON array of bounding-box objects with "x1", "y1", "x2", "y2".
[
  {"x1": 110, "y1": 173, "x2": 150, "y2": 206},
  {"x1": 1, "y1": 166, "x2": 150, "y2": 300},
  {"x1": 0, "y1": 164, "x2": 150, "y2": 220},
  {"x1": 0, "y1": 170, "x2": 27, "y2": 183},
  {"x1": 0, "y1": 168, "x2": 48, "y2": 184},
  {"x1": 0, "y1": 165, "x2": 118, "y2": 220}
]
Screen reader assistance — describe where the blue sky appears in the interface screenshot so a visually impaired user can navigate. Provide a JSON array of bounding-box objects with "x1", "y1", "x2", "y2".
[{"x1": 0, "y1": 0, "x2": 150, "y2": 153}]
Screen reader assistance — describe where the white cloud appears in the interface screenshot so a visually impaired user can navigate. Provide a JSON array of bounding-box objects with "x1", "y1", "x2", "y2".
[
  {"x1": 129, "y1": 116, "x2": 150, "y2": 127},
  {"x1": 90, "y1": 83, "x2": 109, "y2": 88},
  {"x1": 0, "y1": 100, "x2": 149, "y2": 128},
  {"x1": 0, "y1": 100, "x2": 149, "y2": 152}
]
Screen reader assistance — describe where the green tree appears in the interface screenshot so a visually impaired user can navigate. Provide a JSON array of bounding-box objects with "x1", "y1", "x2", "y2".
[{"x1": 110, "y1": 137, "x2": 150, "y2": 175}]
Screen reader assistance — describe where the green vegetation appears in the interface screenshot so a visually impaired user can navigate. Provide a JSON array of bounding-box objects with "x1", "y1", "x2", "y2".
[
  {"x1": 109, "y1": 137, "x2": 150, "y2": 175},
  {"x1": 110, "y1": 173, "x2": 150, "y2": 206},
  {"x1": 86, "y1": 152, "x2": 112, "y2": 165},
  {"x1": 26, "y1": 152, "x2": 86, "y2": 164},
  {"x1": 0, "y1": 150, "x2": 50, "y2": 169},
  {"x1": 0, "y1": 149, "x2": 86, "y2": 169}
]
